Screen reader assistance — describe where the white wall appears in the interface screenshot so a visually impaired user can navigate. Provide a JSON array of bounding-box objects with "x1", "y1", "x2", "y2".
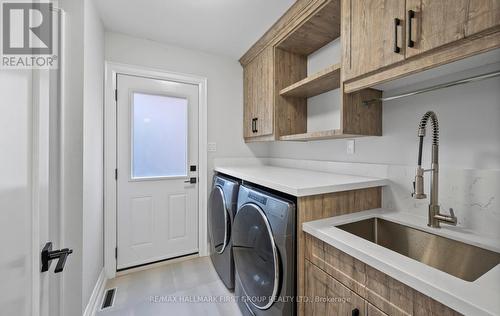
[
  {"x1": 104, "y1": 32, "x2": 268, "y2": 190},
  {"x1": 58, "y1": 0, "x2": 84, "y2": 314},
  {"x1": 82, "y1": 0, "x2": 105, "y2": 310}
]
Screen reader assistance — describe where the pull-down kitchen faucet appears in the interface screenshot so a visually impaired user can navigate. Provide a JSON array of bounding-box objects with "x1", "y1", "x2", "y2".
[{"x1": 412, "y1": 111, "x2": 457, "y2": 228}]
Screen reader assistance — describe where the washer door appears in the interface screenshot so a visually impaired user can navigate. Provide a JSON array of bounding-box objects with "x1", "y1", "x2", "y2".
[
  {"x1": 208, "y1": 185, "x2": 230, "y2": 254},
  {"x1": 233, "y1": 203, "x2": 280, "y2": 310}
]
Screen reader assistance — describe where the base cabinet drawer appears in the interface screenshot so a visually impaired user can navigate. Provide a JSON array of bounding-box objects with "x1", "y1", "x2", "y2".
[
  {"x1": 305, "y1": 260, "x2": 366, "y2": 316},
  {"x1": 367, "y1": 302, "x2": 388, "y2": 316},
  {"x1": 304, "y1": 233, "x2": 463, "y2": 316}
]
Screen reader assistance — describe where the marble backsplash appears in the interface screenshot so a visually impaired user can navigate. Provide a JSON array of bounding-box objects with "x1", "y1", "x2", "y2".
[
  {"x1": 214, "y1": 157, "x2": 500, "y2": 240},
  {"x1": 384, "y1": 166, "x2": 500, "y2": 240}
]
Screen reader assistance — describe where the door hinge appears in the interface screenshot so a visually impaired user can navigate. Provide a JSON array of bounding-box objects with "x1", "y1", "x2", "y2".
[
  {"x1": 114, "y1": 169, "x2": 118, "y2": 180},
  {"x1": 115, "y1": 89, "x2": 118, "y2": 101},
  {"x1": 115, "y1": 247, "x2": 118, "y2": 259}
]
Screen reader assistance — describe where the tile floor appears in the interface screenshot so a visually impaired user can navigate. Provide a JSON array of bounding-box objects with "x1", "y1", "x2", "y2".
[{"x1": 96, "y1": 257, "x2": 242, "y2": 316}]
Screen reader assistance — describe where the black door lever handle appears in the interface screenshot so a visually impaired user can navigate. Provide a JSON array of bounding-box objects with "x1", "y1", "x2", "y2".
[
  {"x1": 53, "y1": 248, "x2": 72, "y2": 273},
  {"x1": 184, "y1": 177, "x2": 197, "y2": 184},
  {"x1": 41, "y1": 242, "x2": 73, "y2": 273}
]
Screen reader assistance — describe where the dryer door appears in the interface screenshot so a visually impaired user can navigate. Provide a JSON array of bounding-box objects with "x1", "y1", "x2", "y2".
[
  {"x1": 233, "y1": 203, "x2": 280, "y2": 310},
  {"x1": 208, "y1": 185, "x2": 230, "y2": 254}
]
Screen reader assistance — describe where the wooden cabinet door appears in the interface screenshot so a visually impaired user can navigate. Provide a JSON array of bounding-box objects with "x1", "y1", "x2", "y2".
[
  {"x1": 243, "y1": 62, "x2": 256, "y2": 139},
  {"x1": 243, "y1": 65, "x2": 254, "y2": 138},
  {"x1": 342, "y1": 0, "x2": 406, "y2": 81},
  {"x1": 405, "y1": 0, "x2": 468, "y2": 58},
  {"x1": 254, "y1": 47, "x2": 274, "y2": 137},
  {"x1": 366, "y1": 303, "x2": 388, "y2": 316},
  {"x1": 242, "y1": 46, "x2": 274, "y2": 139},
  {"x1": 466, "y1": 0, "x2": 500, "y2": 36},
  {"x1": 305, "y1": 260, "x2": 366, "y2": 316}
]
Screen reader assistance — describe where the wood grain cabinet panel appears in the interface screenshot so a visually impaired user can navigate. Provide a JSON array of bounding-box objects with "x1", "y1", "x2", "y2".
[
  {"x1": 413, "y1": 290, "x2": 462, "y2": 316},
  {"x1": 365, "y1": 265, "x2": 414, "y2": 316},
  {"x1": 405, "y1": 0, "x2": 469, "y2": 58},
  {"x1": 305, "y1": 233, "x2": 326, "y2": 270},
  {"x1": 243, "y1": 59, "x2": 257, "y2": 138},
  {"x1": 342, "y1": 0, "x2": 406, "y2": 81},
  {"x1": 343, "y1": 0, "x2": 500, "y2": 91},
  {"x1": 366, "y1": 302, "x2": 389, "y2": 316},
  {"x1": 303, "y1": 233, "x2": 464, "y2": 316},
  {"x1": 298, "y1": 188, "x2": 382, "y2": 316},
  {"x1": 466, "y1": 0, "x2": 500, "y2": 36},
  {"x1": 323, "y1": 241, "x2": 367, "y2": 296},
  {"x1": 243, "y1": 46, "x2": 274, "y2": 138},
  {"x1": 305, "y1": 260, "x2": 366, "y2": 316}
]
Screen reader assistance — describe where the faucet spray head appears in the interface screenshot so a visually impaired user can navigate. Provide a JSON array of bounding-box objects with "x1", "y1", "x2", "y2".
[{"x1": 412, "y1": 167, "x2": 427, "y2": 199}]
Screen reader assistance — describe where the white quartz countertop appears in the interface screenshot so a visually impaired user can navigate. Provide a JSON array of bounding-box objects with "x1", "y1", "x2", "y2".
[
  {"x1": 303, "y1": 209, "x2": 500, "y2": 316},
  {"x1": 214, "y1": 165, "x2": 387, "y2": 197}
]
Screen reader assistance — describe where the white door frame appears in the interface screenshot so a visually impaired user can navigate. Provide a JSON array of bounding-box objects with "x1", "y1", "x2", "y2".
[{"x1": 104, "y1": 62, "x2": 208, "y2": 278}]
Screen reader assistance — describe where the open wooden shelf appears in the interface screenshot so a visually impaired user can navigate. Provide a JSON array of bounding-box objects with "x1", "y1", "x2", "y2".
[
  {"x1": 276, "y1": 0, "x2": 340, "y2": 55},
  {"x1": 280, "y1": 63, "x2": 341, "y2": 98},
  {"x1": 279, "y1": 129, "x2": 363, "y2": 141}
]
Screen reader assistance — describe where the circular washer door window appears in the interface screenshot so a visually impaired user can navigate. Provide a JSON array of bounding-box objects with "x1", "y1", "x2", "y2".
[
  {"x1": 232, "y1": 203, "x2": 280, "y2": 310},
  {"x1": 208, "y1": 186, "x2": 230, "y2": 254}
]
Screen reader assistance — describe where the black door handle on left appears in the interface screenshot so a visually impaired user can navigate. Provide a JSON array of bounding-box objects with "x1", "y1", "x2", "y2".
[
  {"x1": 184, "y1": 177, "x2": 197, "y2": 184},
  {"x1": 41, "y1": 242, "x2": 73, "y2": 273}
]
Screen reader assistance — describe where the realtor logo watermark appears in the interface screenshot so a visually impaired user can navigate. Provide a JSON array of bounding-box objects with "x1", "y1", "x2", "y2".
[{"x1": 1, "y1": 0, "x2": 58, "y2": 69}]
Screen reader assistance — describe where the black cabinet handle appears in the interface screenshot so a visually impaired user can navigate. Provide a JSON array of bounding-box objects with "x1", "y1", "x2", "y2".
[
  {"x1": 394, "y1": 18, "x2": 401, "y2": 53},
  {"x1": 251, "y1": 118, "x2": 258, "y2": 133},
  {"x1": 408, "y1": 10, "x2": 416, "y2": 48},
  {"x1": 352, "y1": 308, "x2": 360, "y2": 316},
  {"x1": 254, "y1": 118, "x2": 258, "y2": 133}
]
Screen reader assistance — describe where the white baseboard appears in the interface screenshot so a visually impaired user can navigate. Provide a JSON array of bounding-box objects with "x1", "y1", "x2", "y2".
[
  {"x1": 83, "y1": 269, "x2": 107, "y2": 316},
  {"x1": 116, "y1": 253, "x2": 200, "y2": 277}
]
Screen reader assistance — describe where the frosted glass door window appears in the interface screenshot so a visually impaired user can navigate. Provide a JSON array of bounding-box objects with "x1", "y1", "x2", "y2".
[{"x1": 132, "y1": 92, "x2": 188, "y2": 178}]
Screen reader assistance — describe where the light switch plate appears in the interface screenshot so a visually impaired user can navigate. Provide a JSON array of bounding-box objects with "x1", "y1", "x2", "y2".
[
  {"x1": 207, "y1": 142, "x2": 217, "y2": 152},
  {"x1": 346, "y1": 139, "x2": 355, "y2": 155}
]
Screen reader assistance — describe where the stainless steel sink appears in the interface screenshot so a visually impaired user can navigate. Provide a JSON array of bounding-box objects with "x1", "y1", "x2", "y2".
[{"x1": 337, "y1": 218, "x2": 500, "y2": 282}]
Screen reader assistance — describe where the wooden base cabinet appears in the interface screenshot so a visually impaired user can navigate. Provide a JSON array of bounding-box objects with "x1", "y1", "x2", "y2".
[
  {"x1": 303, "y1": 233, "x2": 463, "y2": 316},
  {"x1": 297, "y1": 187, "x2": 383, "y2": 316},
  {"x1": 305, "y1": 260, "x2": 367, "y2": 316}
]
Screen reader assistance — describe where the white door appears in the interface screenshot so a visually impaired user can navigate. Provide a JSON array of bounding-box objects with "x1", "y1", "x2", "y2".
[
  {"x1": 0, "y1": 68, "x2": 60, "y2": 316},
  {"x1": 116, "y1": 74, "x2": 199, "y2": 270}
]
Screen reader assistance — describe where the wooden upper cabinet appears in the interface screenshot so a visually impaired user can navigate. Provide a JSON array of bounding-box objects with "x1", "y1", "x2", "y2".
[
  {"x1": 342, "y1": 0, "x2": 406, "y2": 81},
  {"x1": 405, "y1": 0, "x2": 468, "y2": 58},
  {"x1": 343, "y1": 0, "x2": 500, "y2": 89},
  {"x1": 243, "y1": 59, "x2": 255, "y2": 139},
  {"x1": 243, "y1": 46, "x2": 274, "y2": 139},
  {"x1": 466, "y1": 0, "x2": 500, "y2": 36}
]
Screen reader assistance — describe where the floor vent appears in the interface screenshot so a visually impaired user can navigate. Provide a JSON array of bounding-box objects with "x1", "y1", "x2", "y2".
[{"x1": 101, "y1": 288, "x2": 117, "y2": 310}]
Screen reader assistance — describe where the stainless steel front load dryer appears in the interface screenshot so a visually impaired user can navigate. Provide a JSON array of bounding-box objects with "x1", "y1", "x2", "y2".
[
  {"x1": 208, "y1": 174, "x2": 240, "y2": 290},
  {"x1": 233, "y1": 185, "x2": 296, "y2": 316}
]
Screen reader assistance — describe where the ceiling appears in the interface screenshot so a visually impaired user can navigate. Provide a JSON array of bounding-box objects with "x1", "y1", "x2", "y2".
[{"x1": 94, "y1": 0, "x2": 295, "y2": 59}]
